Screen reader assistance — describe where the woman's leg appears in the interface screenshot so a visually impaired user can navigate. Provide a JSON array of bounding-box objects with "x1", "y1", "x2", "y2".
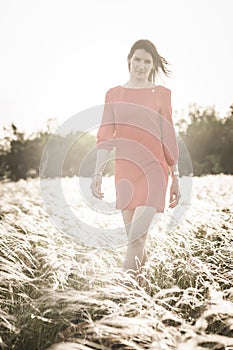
[
  {"x1": 121, "y1": 208, "x2": 148, "y2": 269},
  {"x1": 123, "y1": 206, "x2": 158, "y2": 272},
  {"x1": 121, "y1": 209, "x2": 135, "y2": 236}
]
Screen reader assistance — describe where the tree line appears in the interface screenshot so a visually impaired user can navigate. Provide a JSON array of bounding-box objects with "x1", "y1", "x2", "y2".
[
  {"x1": 0, "y1": 104, "x2": 232, "y2": 181},
  {"x1": 178, "y1": 104, "x2": 233, "y2": 176}
]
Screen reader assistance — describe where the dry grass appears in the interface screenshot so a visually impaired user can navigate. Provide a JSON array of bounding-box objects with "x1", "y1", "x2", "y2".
[{"x1": 0, "y1": 175, "x2": 232, "y2": 350}]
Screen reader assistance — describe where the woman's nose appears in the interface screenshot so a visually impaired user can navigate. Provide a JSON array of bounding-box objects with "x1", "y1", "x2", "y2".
[{"x1": 138, "y1": 61, "x2": 145, "y2": 69}]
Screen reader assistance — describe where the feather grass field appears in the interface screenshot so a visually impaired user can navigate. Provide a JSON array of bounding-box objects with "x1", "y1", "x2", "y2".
[{"x1": 0, "y1": 175, "x2": 233, "y2": 350}]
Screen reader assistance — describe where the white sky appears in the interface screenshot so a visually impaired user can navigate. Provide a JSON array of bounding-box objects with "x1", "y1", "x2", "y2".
[{"x1": 0, "y1": 0, "x2": 232, "y2": 138}]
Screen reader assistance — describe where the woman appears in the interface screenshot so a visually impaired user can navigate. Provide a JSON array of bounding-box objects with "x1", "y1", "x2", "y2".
[{"x1": 90, "y1": 39, "x2": 181, "y2": 275}]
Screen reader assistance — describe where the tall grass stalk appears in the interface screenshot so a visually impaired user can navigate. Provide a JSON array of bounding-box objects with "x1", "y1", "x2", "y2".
[{"x1": 0, "y1": 175, "x2": 232, "y2": 349}]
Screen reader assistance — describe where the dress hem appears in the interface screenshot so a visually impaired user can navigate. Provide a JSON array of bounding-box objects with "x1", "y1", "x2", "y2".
[{"x1": 116, "y1": 205, "x2": 164, "y2": 213}]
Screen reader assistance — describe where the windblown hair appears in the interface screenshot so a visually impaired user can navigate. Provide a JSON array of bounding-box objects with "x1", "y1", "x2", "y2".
[{"x1": 127, "y1": 39, "x2": 171, "y2": 83}]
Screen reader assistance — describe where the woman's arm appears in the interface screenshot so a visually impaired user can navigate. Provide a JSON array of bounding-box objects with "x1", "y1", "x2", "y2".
[
  {"x1": 91, "y1": 89, "x2": 115, "y2": 199},
  {"x1": 91, "y1": 149, "x2": 111, "y2": 200},
  {"x1": 159, "y1": 88, "x2": 179, "y2": 168},
  {"x1": 93, "y1": 148, "x2": 111, "y2": 176},
  {"x1": 159, "y1": 88, "x2": 181, "y2": 207}
]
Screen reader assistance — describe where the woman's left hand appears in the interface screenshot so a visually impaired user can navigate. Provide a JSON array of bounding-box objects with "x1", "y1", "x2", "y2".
[{"x1": 169, "y1": 176, "x2": 181, "y2": 208}]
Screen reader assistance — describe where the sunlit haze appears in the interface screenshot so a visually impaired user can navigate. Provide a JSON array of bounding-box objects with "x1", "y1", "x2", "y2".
[{"x1": 0, "y1": 0, "x2": 232, "y2": 138}]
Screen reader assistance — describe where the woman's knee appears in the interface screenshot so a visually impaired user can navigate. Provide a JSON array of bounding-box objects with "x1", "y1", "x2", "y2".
[{"x1": 128, "y1": 232, "x2": 148, "y2": 246}]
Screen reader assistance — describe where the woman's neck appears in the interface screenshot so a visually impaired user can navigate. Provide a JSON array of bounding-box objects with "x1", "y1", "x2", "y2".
[{"x1": 125, "y1": 79, "x2": 154, "y2": 88}]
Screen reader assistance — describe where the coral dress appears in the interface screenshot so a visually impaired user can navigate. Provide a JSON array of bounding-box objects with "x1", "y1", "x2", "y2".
[{"x1": 96, "y1": 85, "x2": 179, "y2": 212}]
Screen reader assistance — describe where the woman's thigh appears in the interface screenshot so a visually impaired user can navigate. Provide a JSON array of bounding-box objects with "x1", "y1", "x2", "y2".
[
  {"x1": 121, "y1": 209, "x2": 135, "y2": 236},
  {"x1": 128, "y1": 206, "x2": 159, "y2": 242}
]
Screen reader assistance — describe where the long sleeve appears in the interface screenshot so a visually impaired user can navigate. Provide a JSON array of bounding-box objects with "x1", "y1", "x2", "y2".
[
  {"x1": 96, "y1": 90, "x2": 116, "y2": 152},
  {"x1": 159, "y1": 88, "x2": 179, "y2": 166}
]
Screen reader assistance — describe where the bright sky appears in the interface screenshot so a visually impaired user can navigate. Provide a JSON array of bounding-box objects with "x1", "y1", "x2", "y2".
[{"x1": 0, "y1": 0, "x2": 232, "y2": 139}]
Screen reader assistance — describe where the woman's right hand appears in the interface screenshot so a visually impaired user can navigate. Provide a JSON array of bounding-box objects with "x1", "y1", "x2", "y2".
[{"x1": 90, "y1": 174, "x2": 104, "y2": 199}]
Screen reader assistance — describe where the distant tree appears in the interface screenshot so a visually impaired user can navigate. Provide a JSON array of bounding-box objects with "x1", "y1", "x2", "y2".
[
  {"x1": 220, "y1": 105, "x2": 233, "y2": 173},
  {"x1": 3, "y1": 124, "x2": 26, "y2": 180},
  {"x1": 0, "y1": 123, "x2": 52, "y2": 180},
  {"x1": 180, "y1": 104, "x2": 233, "y2": 175}
]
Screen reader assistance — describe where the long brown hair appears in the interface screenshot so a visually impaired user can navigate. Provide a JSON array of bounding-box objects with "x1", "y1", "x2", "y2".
[{"x1": 127, "y1": 39, "x2": 171, "y2": 83}]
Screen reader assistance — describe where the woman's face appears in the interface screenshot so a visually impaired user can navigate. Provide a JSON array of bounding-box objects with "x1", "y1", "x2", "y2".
[{"x1": 128, "y1": 49, "x2": 154, "y2": 81}]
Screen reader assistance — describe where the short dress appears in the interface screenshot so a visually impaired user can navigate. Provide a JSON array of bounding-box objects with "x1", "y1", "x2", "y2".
[{"x1": 96, "y1": 85, "x2": 179, "y2": 212}]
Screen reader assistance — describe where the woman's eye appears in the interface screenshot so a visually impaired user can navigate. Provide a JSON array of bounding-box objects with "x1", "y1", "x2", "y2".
[{"x1": 133, "y1": 57, "x2": 152, "y2": 64}]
